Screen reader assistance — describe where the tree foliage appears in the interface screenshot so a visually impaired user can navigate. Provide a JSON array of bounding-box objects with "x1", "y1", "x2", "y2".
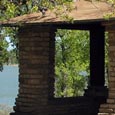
[
  {"x1": 0, "y1": 0, "x2": 73, "y2": 20},
  {"x1": 0, "y1": 27, "x2": 18, "y2": 71},
  {"x1": 0, "y1": 37, "x2": 8, "y2": 71},
  {"x1": 55, "y1": 30, "x2": 90, "y2": 97},
  {"x1": 0, "y1": 0, "x2": 73, "y2": 70},
  {"x1": 0, "y1": 0, "x2": 110, "y2": 96}
]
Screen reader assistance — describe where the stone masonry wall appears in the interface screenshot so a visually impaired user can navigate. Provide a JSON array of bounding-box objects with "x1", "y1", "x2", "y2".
[
  {"x1": 12, "y1": 25, "x2": 55, "y2": 115},
  {"x1": 11, "y1": 24, "x2": 99, "y2": 115},
  {"x1": 98, "y1": 26, "x2": 115, "y2": 115}
]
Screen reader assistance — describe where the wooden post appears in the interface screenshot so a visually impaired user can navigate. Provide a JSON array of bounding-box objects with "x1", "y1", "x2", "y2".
[
  {"x1": 85, "y1": 26, "x2": 108, "y2": 103},
  {"x1": 90, "y1": 26, "x2": 105, "y2": 86}
]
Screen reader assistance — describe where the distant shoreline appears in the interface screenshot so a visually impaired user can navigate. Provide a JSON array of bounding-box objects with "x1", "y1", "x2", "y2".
[{"x1": 4, "y1": 64, "x2": 18, "y2": 67}]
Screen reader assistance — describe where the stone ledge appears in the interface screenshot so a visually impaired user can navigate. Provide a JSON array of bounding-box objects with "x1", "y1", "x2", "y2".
[
  {"x1": 99, "y1": 108, "x2": 114, "y2": 113},
  {"x1": 98, "y1": 113, "x2": 109, "y2": 115}
]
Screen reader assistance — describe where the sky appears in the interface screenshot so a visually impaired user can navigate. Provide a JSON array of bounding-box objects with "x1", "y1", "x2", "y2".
[{"x1": 5, "y1": 37, "x2": 15, "y2": 51}]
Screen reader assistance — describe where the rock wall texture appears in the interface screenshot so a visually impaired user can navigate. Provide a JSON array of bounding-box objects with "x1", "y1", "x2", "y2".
[
  {"x1": 98, "y1": 25, "x2": 115, "y2": 115},
  {"x1": 10, "y1": 25, "x2": 106, "y2": 115}
]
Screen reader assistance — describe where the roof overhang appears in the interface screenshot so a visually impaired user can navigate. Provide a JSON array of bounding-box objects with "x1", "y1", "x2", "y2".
[{"x1": 0, "y1": 0, "x2": 114, "y2": 28}]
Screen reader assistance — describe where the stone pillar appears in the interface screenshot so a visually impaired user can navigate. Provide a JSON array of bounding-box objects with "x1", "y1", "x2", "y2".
[
  {"x1": 85, "y1": 26, "x2": 108, "y2": 101},
  {"x1": 10, "y1": 25, "x2": 55, "y2": 115},
  {"x1": 98, "y1": 24, "x2": 115, "y2": 115}
]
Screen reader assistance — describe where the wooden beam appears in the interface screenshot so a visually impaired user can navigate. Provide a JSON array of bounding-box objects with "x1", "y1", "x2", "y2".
[{"x1": 90, "y1": 26, "x2": 105, "y2": 86}]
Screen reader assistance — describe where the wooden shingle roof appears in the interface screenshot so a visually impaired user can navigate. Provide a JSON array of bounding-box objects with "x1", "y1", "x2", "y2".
[{"x1": 0, "y1": 0, "x2": 114, "y2": 26}]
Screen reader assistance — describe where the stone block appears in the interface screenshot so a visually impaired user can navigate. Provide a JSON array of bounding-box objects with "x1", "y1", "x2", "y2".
[
  {"x1": 109, "y1": 104, "x2": 115, "y2": 109},
  {"x1": 100, "y1": 104, "x2": 109, "y2": 108},
  {"x1": 109, "y1": 92, "x2": 115, "y2": 98},
  {"x1": 109, "y1": 46, "x2": 115, "y2": 51},
  {"x1": 99, "y1": 108, "x2": 114, "y2": 113},
  {"x1": 107, "y1": 99, "x2": 115, "y2": 104},
  {"x1": 110, "y1": 73, "x2": 115, "y2": 77},
  {"x1": 109, "y1": 77, "x2": 115, "y2": 82},
  {"x1": 109, "y1": 82, "x2": 115, "y2": 88},
  {"x1": 98, "y1": 113, "x2": 109, "y2": 115},
  {"x1": 110, "y1": 88, "x2": 115, "y2": 92}
]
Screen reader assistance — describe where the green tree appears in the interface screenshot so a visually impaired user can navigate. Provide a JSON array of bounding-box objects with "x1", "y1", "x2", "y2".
[
  {"x1": 0, "y1": 0, "x2": 110, "y2": 96},
  {"x1": 0, "y1": 35, "x2": 9, "y2": 71},
  {"x1": 0, "y1": 0, "x2": 73, "y2": 20},
  {"x1": 0, "y1": 27, "x2": 18, "y2": 68},
  {"x1": 0, "y1": 0, "x2": 74, "y2": 70},
  {"x1": 55, "y1": 30, "x2": 90, "y2": 97}
]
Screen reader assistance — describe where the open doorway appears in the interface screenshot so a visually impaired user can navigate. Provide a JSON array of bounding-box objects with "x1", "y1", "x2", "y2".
[
  {"x1": 54, "y1": 29, "x2": 90, "y2": 98},
  {"x1": 54, "y1": 29, "x2": 109, "y2": 98}
]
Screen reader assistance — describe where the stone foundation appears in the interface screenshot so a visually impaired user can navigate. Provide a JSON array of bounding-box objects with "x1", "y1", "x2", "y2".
[{"x1": 98, "y1": 25, "x2": 115, "y2": 115}]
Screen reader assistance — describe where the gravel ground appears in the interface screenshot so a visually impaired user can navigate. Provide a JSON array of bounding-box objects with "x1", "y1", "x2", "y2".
[{"x1": 0, "y1": 104, "x2": 13, "y2": 115}]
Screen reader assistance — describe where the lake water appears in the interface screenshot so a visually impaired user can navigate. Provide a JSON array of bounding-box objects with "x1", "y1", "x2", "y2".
[{"x1": 0, "y1": 65, "x2": 19, "y2": 107}]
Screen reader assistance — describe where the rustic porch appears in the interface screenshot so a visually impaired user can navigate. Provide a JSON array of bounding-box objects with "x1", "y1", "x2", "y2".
[{"x1": 0, "y1": 1, "x2": 115, "y2": 115}]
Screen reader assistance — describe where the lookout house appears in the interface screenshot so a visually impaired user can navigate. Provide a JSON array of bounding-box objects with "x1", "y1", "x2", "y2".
[{"x1": 0, "y1": 0, "x2": 115, "y2": 115}]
